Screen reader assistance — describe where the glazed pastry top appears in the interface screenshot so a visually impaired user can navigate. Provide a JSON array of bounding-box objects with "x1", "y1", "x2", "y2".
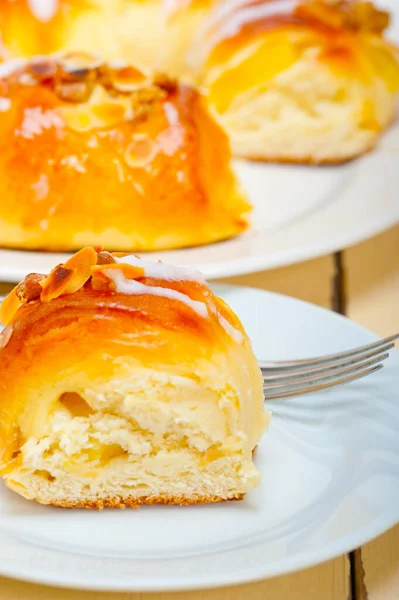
[
  {"x1": 197, "y1": 0, "x2": 399, "y2": 113},
  {"x1": 0, "y1": 247, "x2": 246, "y2": 349}
]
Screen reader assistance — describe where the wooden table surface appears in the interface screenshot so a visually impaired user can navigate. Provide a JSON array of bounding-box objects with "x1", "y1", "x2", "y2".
[{"x1": 0, "y1": 224, "x2": 398, "y2": 600}]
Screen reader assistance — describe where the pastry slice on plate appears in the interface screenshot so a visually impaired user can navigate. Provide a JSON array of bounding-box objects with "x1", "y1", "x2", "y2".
[
  {"x1": 0, "y1": 248, "x2": 268, "y2": 508},
  {"x1": 0, "y1": 0, "x2": 218, "y2": 78},
  {"x1": 195, "y1": 0, "x2": 399, "y2": 164},
  {"x1": 0, "y1": 53, "x2": 250, "y2": 251}
]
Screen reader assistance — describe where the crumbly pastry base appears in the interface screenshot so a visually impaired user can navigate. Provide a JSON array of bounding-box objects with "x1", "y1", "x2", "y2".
[
  {"x1": 0, "y1": 219, "x2": 248, "y2": 253},
  {"x1": 0, "y1": 335, "x2": 267, "y2": 510},
  {"x1": 46, "y1": 493, "x2": 245, "y2": 510},
  {"x1": 210, "y1": 46, "x2": 397, "y2": 167}
]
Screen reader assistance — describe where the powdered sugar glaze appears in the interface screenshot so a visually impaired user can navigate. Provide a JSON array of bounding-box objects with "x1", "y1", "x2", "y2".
[
  {"x1": 105, "y1": 268, "x2": 209, "y2": 319},
  {"x1": 114, "y1": 254, "x2": 206, "y2": 283},
  {"x1": 110, "y1": 256, "x2": 243, "y2": 341},
  {"x1": 201, "y1": 0, "x2": 299, "y2": 46}
]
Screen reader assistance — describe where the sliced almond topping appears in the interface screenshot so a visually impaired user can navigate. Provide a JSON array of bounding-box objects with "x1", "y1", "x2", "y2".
[
  {"x1": 153, "y1": 73, "x2": 178, "y2": 94},
  {"x1": 91, "y1": 270, "x2": 117, "y2": 292},
  {"x1": 56, "y1": 81, "x2": 94, "y2": 103},
  {"x1": 59, "y1": 106, "x2": 96, "y2": 133},
  {"x1": 15, "y1": 273, "x2": 45, "y2": 302},
  {"x1": 0, "y1": 326, "x2": 13, "y2": 349},
  {"x1": 92, "y1": 263, "x2": 145, "y2": 280},
  {"x1": 112, "y1": 252, "x2": 130, "y2": 258},
  {"x1": 0, "y1": 289, "x2": 23, "y2": 326},
  {"x1": 40, "y1": 266, "x2": 73, "y2": 303},
  {"x1": 110, "y1": 65, "x2": 148, "y2": 92},
  {"x1": 128, "y1": 87, "x2": 164, "y2": 123},
  {"x1": 0, "y1": 273, "x2": 45, "y2": 326},
  {"x1": 28, "y1": 58, "x2": 57, "y2": 80},
  {"x1": 64, "y1": 247, "x2": 98, "y2": 271},
  {"x1": 90, "y1": 102, "x2": 127, "y2": 127},
  {"x1": 40, "y1": 247, "x2": 98, "y2": 302},
  {"x1": 296, "y1": 1, "x2": 389, "y2": 32},
  {"x1": 13, "y1": 55, "x2": 175, "y2": 114},
  {"x1": 353, "y1": 2, "x2": 389, "y2": 31},
  {"x1": 135, "y1": 86, "x2": 164, "y2": 105},
  {"x1": 39, "y1": 267, "x2": 76, "y2": 302},
  {"x1": 107, "y1": 60, "x2": 129, "y2": 70},
  {"x1": 18, "y1": 73, "x2": 37, "y2": 86},
  {"x1": 119, "y1": 264, "x2": 145, "y2": 279},
  {"x1": 124, "y1": 134, "x2": 157, "y2": 168},
  {"x1": 296, "y1": 3, "x2": 343, "y2": 29},
  {"x1": 58, "y1": 52, "x2": 104, "y2": 77},
  {"x1": 60, "y1": 85, "x2": 132, "y2": 131},
  {"x1": 96, "y1": 251, "x2": 116, "y2": 265}
]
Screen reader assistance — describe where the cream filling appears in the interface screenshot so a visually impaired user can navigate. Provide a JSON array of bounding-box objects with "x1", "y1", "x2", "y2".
[
  {"x1": 209, "y1": 49, "x2": 397, "y2": 161},
  {"x1": 7, "y1": 399, "x2": 260, "y2": 500},
  {"x1": 4, "y1": 351, "x2": 266, "y2": 502},
  {"x1": 17, "y1": 409, "x2": 249, "y2": 475}
]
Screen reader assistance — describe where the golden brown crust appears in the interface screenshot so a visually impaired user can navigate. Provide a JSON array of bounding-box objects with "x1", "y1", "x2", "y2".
[
  {"x1": 0, "y1": 247, "x2": 264, "y2": 508},
  {"x1": 0, "y1": 54, "x2": 250, "y2": 251},
  {"x1": 200, "y1": 3, "x2": 399, "y2": 164},
  {"x1": 200, "y1": 1, "x2": 398, "y2": 100},
  {"x1": 0, "y1": 252, "x2": 248, "y2": 453},
  {"x1": 0, "y1": 250, "x2": 249, "y2": 383},
  {"x1": 0, "y1": 248, "x2": 245, "y2": 340},
  {"x1": 0, "y1": 0, "x2": 217, "y2": 63},
  {"x1": 296, "y1": 1, "x2": 390, "y2": 34},
  {"x1": 1, "y1": 53, "x2": 171, "y2": 105},
  {"x1": 204, "y1": 0, "x2": 391, "y2": 65},
  {"x1": 42, "y1": 493, "x2": 245, "y2": 509},
  {"x1": 0, "y1": 274, "x2": 250, "y2": 470}
]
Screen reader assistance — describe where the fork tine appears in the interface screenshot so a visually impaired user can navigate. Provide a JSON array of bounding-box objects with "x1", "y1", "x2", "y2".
[
  {"x1": 262, "y1": 347, "x2": 393, "y2": 382},
  {"x1": 258, "y1": 333, "x2": 399, "y2": 372},
  {"x1": 264, "y1": 364, "x2": 383, "y2": 401},
  {"x1": 263, "y1": 353, "x2": 388, "y2": 394}
]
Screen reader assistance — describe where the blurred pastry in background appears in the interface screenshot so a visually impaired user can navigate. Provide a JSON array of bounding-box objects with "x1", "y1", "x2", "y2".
[
  {"x1": 0, "y1": 248, "x2": 267, "y2": 508},
  {"x1": 0, "y1": 53, "x2": 249, "y2": 251},
  {"x1": 195, "y1": 0, "x2": 399, "y2": 164},
  {"x1": 0, "y1": 0, "x2": 218, "y2": 78}
]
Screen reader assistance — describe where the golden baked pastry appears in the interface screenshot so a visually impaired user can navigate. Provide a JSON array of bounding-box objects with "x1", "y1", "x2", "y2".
[
  {"x1": 196, "y1": 0, "x2": 399, "y2": 164},
  {"x1": 0, "y1": 248, "x2": 267, "y2": 508},
  {"x1": 0, "y1": 0, "x2": 218, "y2": 78},
  {"x1": 0, "y1": 54, "x2": 249, "y2": 251}
]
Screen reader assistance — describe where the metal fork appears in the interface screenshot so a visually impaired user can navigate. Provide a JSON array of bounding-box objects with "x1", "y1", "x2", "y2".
[{"x1": 260, "y1": 333, "x2": 399, "y2": 400}]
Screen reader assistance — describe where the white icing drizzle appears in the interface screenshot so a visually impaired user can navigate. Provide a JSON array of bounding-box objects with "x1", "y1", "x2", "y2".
[
  {"x1": 0, "y1": 58, "x2": 27, "y2": 79},
  {"x1": 208, "y1": 0, "x2": 297, "y2": 38},
  {"x1": 218, "y1": 314, "x2": 244, "y2": 343},
  {"x1": 114, "y1": 254, "x2": 206, "y2": 283},
  {"x1": 104, "y1": 256, "x2": 244, "y2": 343},
  {"x1": 195, "y1": 0, "x2": 297, "y2": 62},
  {"x1": 104, "y1": 269, "x2": 209, "y2": 319},
  {"x1": 163, "y1": 102, "x2": 181, "y2": 127},
  {"x1": 28, "y1": 0, "x2": 58, "y2": 22}
]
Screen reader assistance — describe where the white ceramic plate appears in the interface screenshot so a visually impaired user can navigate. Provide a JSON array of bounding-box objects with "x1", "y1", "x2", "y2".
[
  {"x1": 1, "y1": 2, "x2": 399, "y2": 283},
  {"x1": 2, "y1": 125, "x2": 398, "y2": 283},
  {"x1": 0, "y1": 284, "x2": 398, "y2": 591}
]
